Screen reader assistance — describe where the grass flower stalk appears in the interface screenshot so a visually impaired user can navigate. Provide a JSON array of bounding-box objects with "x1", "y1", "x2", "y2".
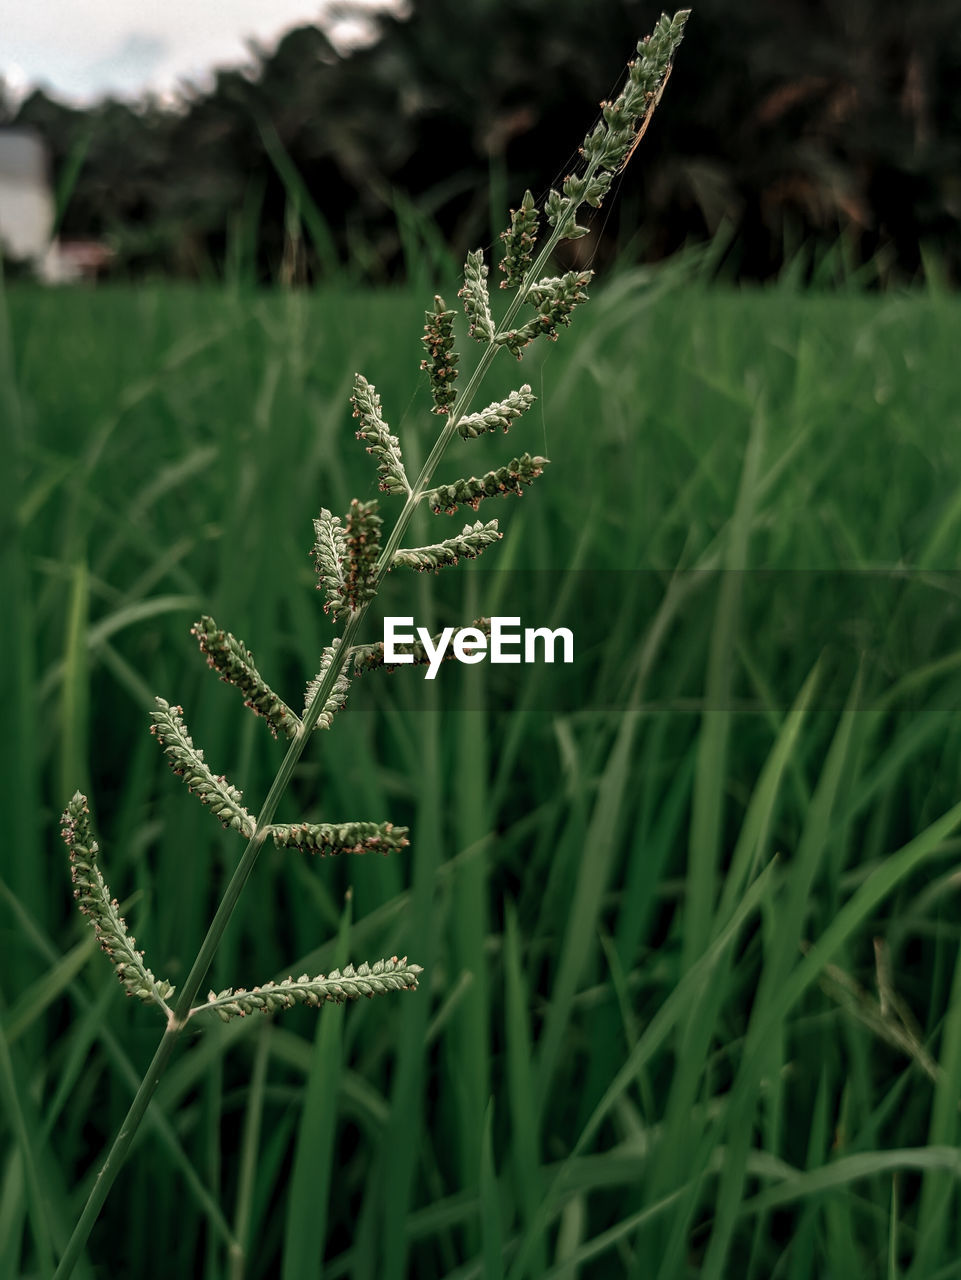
[{"x1": 53, "y1": 13, "x2": 688, "y2": 1277}]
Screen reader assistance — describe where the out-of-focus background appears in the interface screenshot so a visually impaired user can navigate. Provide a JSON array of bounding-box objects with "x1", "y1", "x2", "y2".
[
  {"x1": 3, "y1": 0, "x2": 961, "y2": 285},
  {"x1": 5, "y1": 4, "x2": 961, "y2": 1279}
]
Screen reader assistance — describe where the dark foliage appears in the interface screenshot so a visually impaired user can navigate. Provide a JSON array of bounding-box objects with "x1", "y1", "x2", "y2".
[{"x1": 6, "y1": 0, "x2": 961, "y2": 283}]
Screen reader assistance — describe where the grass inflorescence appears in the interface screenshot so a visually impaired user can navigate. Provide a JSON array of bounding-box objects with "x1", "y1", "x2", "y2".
[{"x1": 33, "y1": 13, "x2": 692, "y2": 1279}]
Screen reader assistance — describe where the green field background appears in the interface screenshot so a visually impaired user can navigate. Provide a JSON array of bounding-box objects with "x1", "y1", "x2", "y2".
[{"x1": 4, "y1": 267, "x2": 961, "y2": 1278}]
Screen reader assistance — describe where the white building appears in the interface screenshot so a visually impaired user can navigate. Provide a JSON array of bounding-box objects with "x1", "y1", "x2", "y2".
[{"x1": 0, "y1": 128, "x2": 55, "y2": 267}]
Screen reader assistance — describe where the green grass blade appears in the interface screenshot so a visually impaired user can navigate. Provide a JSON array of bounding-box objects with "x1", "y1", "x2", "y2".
[
  {"x1": 0, "y1": 1014, "x2": 55, "y2": 1279},
  {"x1": 508, "y1": 858, "x2": 777, "y2": 1280},
  {"x1": 281, "y1": 893, "x2": 352, "y2": 1280},
  {"x1": 480, "y1": 1100, "x2": 504, "y2": 1280}
]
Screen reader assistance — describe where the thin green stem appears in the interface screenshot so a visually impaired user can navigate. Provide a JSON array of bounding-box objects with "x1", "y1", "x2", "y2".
[{"x1": 53, "y1": 1024, "x2": 180, "y2": 1280}]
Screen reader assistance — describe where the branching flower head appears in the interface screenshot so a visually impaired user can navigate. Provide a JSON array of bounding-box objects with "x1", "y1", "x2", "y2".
[
  {"x1": 456, "y1": 387, "x2": 535, "y2": 440},
  {"x1": 150, "y1": 699, "x2": 256, "y2": 836},
  {"x1": 392, "y1": 520, "x2": 502, "y2": 572},
  {"x1": 191, "y1": 615, "x2": 299, "y2": 740},
  {"x1": 426, "y1": 454, "x2": 549, "y2": 515},
  {"x1": 197, "y1": 958, "x2": 423, "y2": 1024},
  {"x1": 54, "y1": 20, "x2": 689, "y2": 1272},
  {"x1": 304, "y1": 639, "x2": 352, "y2": 730},
  {"x1": 343, "y1": 498, "x2": 382, "y2": 611},
  {"x1": 544, "y1": 9, "x2": 690, "y2": 241},
  {"x1": 421, "y1": 295, "x2": 459, "y2": 413},
  {"x1": 459, "y1": 249, "x2": 495, "y2": 342},
  {"x1": 270, "y1": 819, "x2": 410, "y2": 856},
  {"x1": 351, "y1": 375, "x2": 410, "y2": 495},
  {"x1": 499, "y1": 189, "x2": 539, "y2": 288},
  {"x1": 61, "y1": 793, "x2": 175, "y2": 1010}
]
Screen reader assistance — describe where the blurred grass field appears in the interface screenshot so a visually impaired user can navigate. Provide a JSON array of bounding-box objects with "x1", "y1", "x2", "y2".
[{"x1": 4, "y1": 265, "x2": 961, "y2": 1279}]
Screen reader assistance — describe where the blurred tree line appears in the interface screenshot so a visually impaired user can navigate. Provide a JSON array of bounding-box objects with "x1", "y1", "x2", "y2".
[{"x1": 4, "y1": 0, "x2": 961, "y2": 284}]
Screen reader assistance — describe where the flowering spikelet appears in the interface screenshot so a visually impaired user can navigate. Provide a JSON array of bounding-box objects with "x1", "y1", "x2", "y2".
[
  {"x1": 200, "y1": 957, "x2": 423, "y2": 1023},
  {"x1": 594, "y1": 10, "x2": 690, "y2": 171},
  {"x1": 392, "y1": 520, "x2": 502, "y2": 572},
  {"x1": 270, "y1": 819, "x2": 410, "y2": 855},
  {"x1": 499, "y1": 189, "x2": 539, "y2": 288},
  {"x1": 351, "y1": 375, "x2": 410, "y2": 496},
  {"x1": 351, "y1": 619, "x2": 493, "y2": 674},
  {"x1": 496, "y1": 272, "x2": 593, "y2": 359},
  {"x1": 546, "y1": 10, "x2": 690, "y2": 241},
  {"x1": 61, "y1": 792, "x2": 175, "y2": 1008},
  {"x1": 425, "y1": 454, "x2": 549, "y2": 514},
  {"x1": 312, "y1": 509, "x2": 349, "y2": 622},
  {"x1": 459, "y1": 249, "x2": 495, "y2": 342},
  {"x1": 191, "y1": 616, "x2": 299, "y2": 740},
  {"x1": 150, "y1": 699, "x2": 256, "y2": 836},
  {"x1": 343, "y1": 498, "x2": 382, "y2": 612},
  {"x1": 456, "y1": 386, "x2": 535, "y2": 440},
  {"x1": 304, "y1": 639, "x2": 352, "y2": 729},
  {"x1": 420, "y1": 295, "x2": 459, "y2": 414}
]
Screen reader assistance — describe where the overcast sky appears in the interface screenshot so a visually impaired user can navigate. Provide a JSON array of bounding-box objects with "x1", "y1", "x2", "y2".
[{"x1": 0, "y1": 1, "x2": 399, "y2": 104}]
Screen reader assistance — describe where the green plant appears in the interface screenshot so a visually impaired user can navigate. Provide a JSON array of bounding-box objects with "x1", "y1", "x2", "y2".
[{"x1": 52, "y1": 13, "x2": 690, "y2": 1277}]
